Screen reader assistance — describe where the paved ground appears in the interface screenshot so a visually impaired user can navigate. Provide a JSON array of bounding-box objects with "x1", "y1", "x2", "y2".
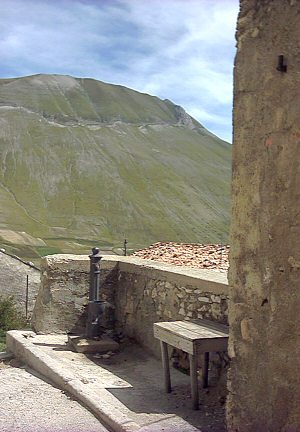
[
  {"x1": 91, "y1": 341, "x2": 226, "y2": 432},
  {"x1": 0, "y1": 360, "x2": 111, "y2": 432},
  {"x1": 6, "y1": 331, "x2": 227, "y2": 432}
]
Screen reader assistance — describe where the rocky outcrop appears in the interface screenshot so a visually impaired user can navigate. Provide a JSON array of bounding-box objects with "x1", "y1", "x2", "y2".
[{"x1": 0, "y1": 250, "x2": 40, "y2": 316}]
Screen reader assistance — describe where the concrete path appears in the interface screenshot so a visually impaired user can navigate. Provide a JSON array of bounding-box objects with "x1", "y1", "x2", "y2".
[
  {"x1": 6, "y1": 330, "x2": 226, "y2": 432},
  {"x1": 0, "y1": 360, "x2": 110, "y2": 432}
]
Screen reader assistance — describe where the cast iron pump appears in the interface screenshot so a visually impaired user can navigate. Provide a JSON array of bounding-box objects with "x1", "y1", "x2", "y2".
[{"x1": 85, "y1": 247, "x2": 106, "y2": 338}]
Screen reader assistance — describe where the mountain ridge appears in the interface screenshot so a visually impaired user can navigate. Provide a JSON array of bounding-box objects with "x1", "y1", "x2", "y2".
[{"x1": 0, "y1": 74, "x2": 231, "y2": 261}]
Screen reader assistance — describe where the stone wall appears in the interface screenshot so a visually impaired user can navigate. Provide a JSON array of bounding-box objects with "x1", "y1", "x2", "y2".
[
  {"x1": 32, "y1": 254, "x2": 119, "y2": 334},
  {"x1": 0, "y1": 250, "x2": 40, "y2": 316},
  {"x1": 32, "y1": 255, "x2": 228, "y2": 358},
  {"x1": 228, "y1": 1, "x2": 300, "y2": 430},
  {"x1": 115, "y1": 259, "x2": 228, "y2": 357}
]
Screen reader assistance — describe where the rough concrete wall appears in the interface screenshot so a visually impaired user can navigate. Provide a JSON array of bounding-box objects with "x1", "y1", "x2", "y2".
[
  {"x1": 115, "y1": 260, "x2": 228, "y2": 357},
  {"x1": 31, "y1": 255, "x2": 119, "y2": 334},
  {"x1": 227, "y1": 1, "x2": 300, "y2": 431},
  {"x1": 0, "y1": 251, "x2": 40, "y2": 316}
]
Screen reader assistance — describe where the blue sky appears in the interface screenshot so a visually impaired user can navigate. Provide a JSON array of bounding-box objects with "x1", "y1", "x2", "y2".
[{"x1": 0, "y1": 0, "x2": 239, "y2": 142}]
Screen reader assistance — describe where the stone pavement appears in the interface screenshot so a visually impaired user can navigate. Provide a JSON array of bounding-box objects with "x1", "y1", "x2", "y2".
[
  {"x1": 0, "y1": 360, "x2": 110, "y2": 432},
  {"x1": 6, "y1": 330, "x2": 226, "y2": 432}
]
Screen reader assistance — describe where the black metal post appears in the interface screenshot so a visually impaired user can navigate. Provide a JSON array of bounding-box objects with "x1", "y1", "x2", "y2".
[
  {"x1": 86, "y1": 247, "x2": 106, "y2": 339},
  {"x1": 90, "y1": 247, "x2": 101, "y2": 301},
  {"x1": 124, "y1": 239, "x2": 127, "y2": 256}
]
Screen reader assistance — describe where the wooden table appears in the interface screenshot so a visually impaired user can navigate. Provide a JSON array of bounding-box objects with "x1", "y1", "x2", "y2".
[{"x1": 153, "y1": 319, "x2": 229, "y2": 410}]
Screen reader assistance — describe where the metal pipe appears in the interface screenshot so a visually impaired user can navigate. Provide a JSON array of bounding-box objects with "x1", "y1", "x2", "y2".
[
  {"x1": 86, "y1": 247, "x2": 105, "y2": 339},
  {"x1": 89, "y1": 247, "x2": 102, "y2": 301}
]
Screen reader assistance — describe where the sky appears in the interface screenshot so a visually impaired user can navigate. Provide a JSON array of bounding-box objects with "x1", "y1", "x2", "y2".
[{"x1": 0, "y1": 0, "x2": 239, "y2": 142}]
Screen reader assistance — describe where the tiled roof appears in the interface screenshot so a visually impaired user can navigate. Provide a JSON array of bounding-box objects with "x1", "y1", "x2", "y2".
[{"x1": 132, "y1": 242, "x2": 229, "y2": 272}]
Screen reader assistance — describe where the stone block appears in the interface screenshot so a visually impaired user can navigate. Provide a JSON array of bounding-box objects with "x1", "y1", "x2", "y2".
[
  {"x1": 198, "y1": 296, "x2": 210, "y2": 303},
  {"x1": 68, "y1": 334, "x2": 119, "y2": 354}
]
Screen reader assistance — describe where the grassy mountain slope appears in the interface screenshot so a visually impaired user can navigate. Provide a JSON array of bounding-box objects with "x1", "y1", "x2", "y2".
[{"x1": 0, "y1": 74, "x2": 231, "y2": 260}]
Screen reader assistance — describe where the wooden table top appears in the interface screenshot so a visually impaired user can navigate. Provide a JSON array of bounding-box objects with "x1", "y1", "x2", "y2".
[{"x1": 154, "y1": 319, "x2": 229, "y2": 342}]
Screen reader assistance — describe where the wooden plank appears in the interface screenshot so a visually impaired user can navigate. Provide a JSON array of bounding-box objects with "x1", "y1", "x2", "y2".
[
  {"x1": 155, "y1": 321, "x2": 228, "y2": 341},
  {"x1": 154, "y1": 321, "x2": 229, "y2": 354},
  {"x1": 191, "y1": 319, "x2": 229, "y2": 335},
  {"x1": 189, "y1": 353, "x2": 199, "y2": 410},
  {"x1": 175, "y1": 321, "x2": 227, "y2": 339},
  {"x1": 178, "y1": 320, "x2": 229, "y2": 336},
  {"x1": 154, "y1": 326, "x2": 194, "y2": 353},
  {"x1": 154, "y1": 320, "x2": 228, "y2": 338},
  {"x1": 195, "y1": 337, "x2": 228, "y2": 354},
  {"x1": 154, "y1": 322, "x2": 206, "y2": 342},
  {"x1": 160, "y1": 341, "x2": 171, "y2": 393},
  {"x1": 154, "y1": 321, "x2": 197, "y2": 336},
  {"x1": 202, "y1": 352, "x2": 209, "y2": 388}
]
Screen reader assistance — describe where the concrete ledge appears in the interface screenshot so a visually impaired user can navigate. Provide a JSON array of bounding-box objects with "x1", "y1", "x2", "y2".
[
  {"x1": 6, "y1": 330, "x2": 140, "y2": 432},
  {"x1": 43, "y1": 254, "x2": 228, "y2": 293},
  {"x1": 117, "y1": 257, "x2": 228, "y2": 294}
]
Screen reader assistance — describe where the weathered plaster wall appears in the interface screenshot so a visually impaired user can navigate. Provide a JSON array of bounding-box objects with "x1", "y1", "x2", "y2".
[
  {"x1": 228, "y1": 1, "x2": 300, "y2": 431},
  {"x1": 32, "y1": 255, "x2": 228, "y2": 357}
]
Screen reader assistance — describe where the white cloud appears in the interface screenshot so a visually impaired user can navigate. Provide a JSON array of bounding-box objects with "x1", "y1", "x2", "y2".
[{"x1": 0, "y1": 0, "x2": 239, "y2": 142}]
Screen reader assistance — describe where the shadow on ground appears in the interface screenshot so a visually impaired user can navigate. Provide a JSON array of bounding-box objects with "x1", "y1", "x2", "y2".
[{"x1": 88, "y1": 341, "x2": 227, "y2": 432}]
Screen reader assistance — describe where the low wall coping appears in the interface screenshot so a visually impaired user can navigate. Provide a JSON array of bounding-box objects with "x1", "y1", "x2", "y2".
[{"x1": 43, "y1": 254, "x2": 228, "y2": 295}]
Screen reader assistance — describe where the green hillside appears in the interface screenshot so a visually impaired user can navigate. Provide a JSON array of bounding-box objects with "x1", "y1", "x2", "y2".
[{"x1": 0, "y1": 74, "x2": 231, "y2": 261}]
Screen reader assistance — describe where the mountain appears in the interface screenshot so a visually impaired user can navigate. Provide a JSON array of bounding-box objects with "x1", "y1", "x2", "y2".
[{"x1": 0, "y1": 74, "x2": 231, "y2": 261}]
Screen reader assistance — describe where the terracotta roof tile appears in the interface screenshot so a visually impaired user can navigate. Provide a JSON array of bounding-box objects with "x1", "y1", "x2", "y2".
[{"x1": 132, "y1": 242, "x2": 229, "y2": 272}]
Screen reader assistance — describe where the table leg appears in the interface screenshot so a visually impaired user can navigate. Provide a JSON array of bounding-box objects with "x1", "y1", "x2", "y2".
[
  {"x1": 189, "y1": 353, "x2": 199, "y2": 410},
  {"x1": 202, "y1": 352, "x2": 209, "y2": 388},
  {"x1": 160, "y1": 341, "x2": 171, "y2": 393}
]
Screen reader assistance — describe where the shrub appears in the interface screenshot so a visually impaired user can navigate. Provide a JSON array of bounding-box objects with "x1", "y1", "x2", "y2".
[{"x1": 0, "y1": 296, "x2": 27, "y2": 351}]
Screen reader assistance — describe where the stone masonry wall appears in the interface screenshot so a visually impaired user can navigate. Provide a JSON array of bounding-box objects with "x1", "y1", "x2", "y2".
[
  {"x1": 32, "y1": 255, "x2": 228, "y2": 357},
  {"x1": 228, "y1": 1, "x2": 300, "y2": 431},
  {"x1": 115, "y1": 259, "x2": 228, "y2": 357}
]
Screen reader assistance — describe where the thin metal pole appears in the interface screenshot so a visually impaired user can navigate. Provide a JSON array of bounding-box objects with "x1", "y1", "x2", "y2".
[
  {"x1": 94, "y1": 261, "x2": 100, "y2": 301},
  {"x1": 89, "y1": 257, "x2": 94, "y2": 301},
  {"x1": 124, "y1": 239, "x2": 127, "y2": 256},
  {"x1": 25, "y1": 275, "x2": 29, "y2": 320}
]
